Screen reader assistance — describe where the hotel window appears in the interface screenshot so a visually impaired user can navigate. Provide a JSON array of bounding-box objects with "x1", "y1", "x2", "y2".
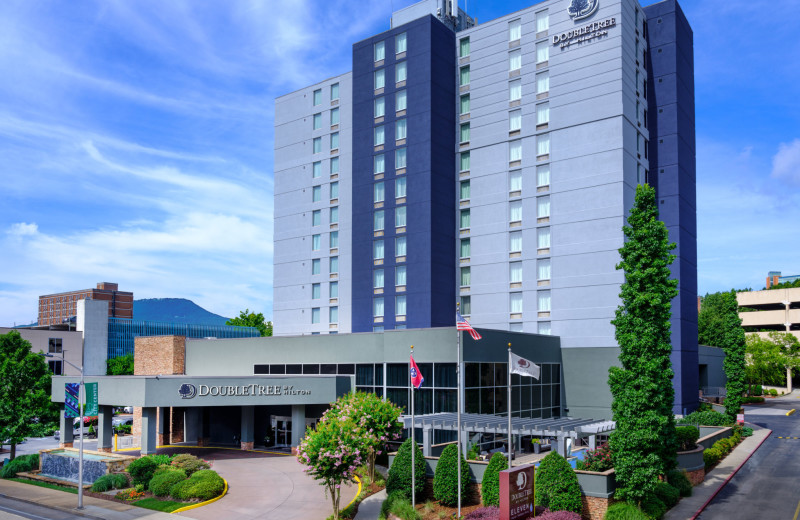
[
  {"x1": 313, "y1": 113, "x2": 322, "y2": 130},
  {"x1": 536, "y1": 41, "x2": 549, "y2": 64},
  {"x1": 460, "y1": 94, "x2": 470, "y2": 115},
  {"x1": 509, "y1": 110, "x2": 522, "y2": 132},
  {"x1": 510, "y1": 293, "x2": 523, "y2": 313},
  {"x1": 331, "y1": 82, "x2": 339, "y2": 100},
  {"x1": 396, "y1": 295, "x2": 407, "y2": 317},
  {"x1": 460, "y1": 151, "x2": 470, "y2": 172},
  {"x1": 537, "y1": 196, "x2": 550, "y2": 218},
  {"x1": 374, "y1": 181, "x2": 385, "y2": 202},
  {"x1": 331, "y1": 107, "x2": 340, "y2": 125},
  {"x1": 538, "y1": 258, "x2": 551, "y2": 280},
  {"x1": 395, "y1": 177, "x2": 407, "y2": 198},
  {"x1": 375, "y1": 69, "x2": 385, "y2": 90},
  {"x1": 396, "y1": 236, "x2": 407, "y2": 257},
  {"x1": 537, "y1": 134, "x2": 550, "y2": 156},
  {"x1": 374, "y1": 125, "x2": 385, "y2": 146},
  {"x1": 509, "y1": 19, "x2": 521, "y2": 42},
  {"x1": 312, "y1": 209, "x2": 321, "y2": 226},
  {"x1": 536, "y1": 10, "x2": 549, "y2": 33},
  {"x1": 510, "y1": 262, "x2": 523, "y2": 283},
  {"x1": 375, "y1": 97, "x2": 385, "y2": 118},
  {"x1": 373, "y1": 297, "x2": 385, "y2": 318},
  {"x1": 396, "y1": 119, "x2": 407, "y2": 140},
  {"x1": 537, "y1": 102, "x2": 550, "y2": 126},
  {"x1": 395, "y1": 206, "x2": 407, "y2": 227},
  {"x1": 330, "y1": 132, "x2": 339, "y2": 150},
  {"x1": 330, "y1": 230, "x2": 339, "y2": 248},
  {"x1": 509, "y1": 49, "x2": 522, "y2": 72},
  {"x1": 330, "y1": 281, "x2": 339, "y2": 298},
  {"x1": 510, "y1": 231, "x2": 522, "y2": 253},
  {"x1": 330, "y1": 206, "x2": 339, "y2": 224},
  {"x1": 312, "y1": 185, "x2": 322, "y2": 202},
  {"x1": 538, "y1": 321, "x2": 551, "y2": 335},
  {"x1": 330, "y1": 156, "x2": 339, "y2": 175},
  {"x1": 510, "y1": 79, "x2": 522, "y2": 102},
  {"x1": 396, "y1": 148, "x2": 407, "y2": 169},
  {"x1": 312, "y1": 234, "x2": 321, "y2": 251},
  {"x1": 312, "y1": 161, "x2": 321, "y2": 178},
  {"x1": 374, "y1": 153, "x2": 385, "y2": 174},
  {"x1": 311, "y1": 308, "x2": 321, "y2": 324},
  {"x1": 374, "y1": 240, "x2": 385, "y2": 260},
  {"x1": 509, "y1": 200, "x2": 522, "y2": 222},
  {"x1": 537, "y1": 227, "x2": 551, "y2": 249},
  {"x1": 460, "y1": 295, "x2": 471, "y2": 315},
  {"x1": 312, "y1": 283, "x2": 321, "y2": 299},
  {"x1": 396, "y1": 265, "x2": 407, "y2": 286},
  {"x1": 330, "y1": 306, "x2": 338, "y2": 324},
  {"x1": 460, "y1": 123, "x2": 470, "y2": 144},
  {"x1": 536, "y1": 71, "x2": 549, "y2": 94},
  {"x1": 396, "y1": 32, "x2": 407, "y2": 54},
  {"x1": 537, "y1": 165, "x2": 550, "y2": 187},
  {"x1": 538, "y1": 290, "x2": 551, "y2": 312},
  {"x1": 312, "y1": 258, "x2": 321, "y2": 275},
  {"x1": 374, "y1": 41, "x2": 385, "y2": 62},
  {"x1": 460, "y1": 209, "x2": 470, "y2": 229},
  {"x1": 460, "y1": 37, "x2": 470, "y2": 57},
  {"x1": 374, "y1": 268, "x2": 385, "y2": 288},
  {"x1": 330, "y1": 181, "x2": 339, "y2": 200},
  {"x1": 313, "y1": 89, "x2": 322, "y2": 106},
  {"x1": 509, "y1": 170, "x2": 522, "y2": 193},
  {"x1": 49, "y1": 338, "x2": 63, "y2": 353},
  {"x1": 460, "y1": 66, "x2": 470, "y2": 86},
  {"x1": 460, "y1": 266, "x2": 471, "y2": 287},
  {"x1": 460, "y1": 238, "x2": 471, "y2": 259},
  {"x1": 396, "y1": 90, "x2": 407, "y2": 111},
  {"x1": 330, "y1": 256, "x2": 339, "y2": 274},
  {"x1": 460, "y1": 180, "x2": 470, "y2": 200},
  {"x1": 396, "y1": 61, "x2": 407, "y2": 83},
  {"x1": 374, "y1": 210, "x2": 385, "y2": 231},
  {"x1": 313, "y1": 137, "x2": 321, "y2": 153},
  {"x1": 509, "y1": 140, "x2": 522, "y2": 162}
]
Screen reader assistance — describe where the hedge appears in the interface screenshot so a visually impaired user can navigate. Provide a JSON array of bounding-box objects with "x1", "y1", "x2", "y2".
[
  {"x1": 480, "y1": 452, "x2": 507, "y2": 506},
  {"x1": 90, "y1": 473, "x2": 129, "y2": 492},
  {"x1": 666, "y1": 470, "x2": 692, "y2": 498},
  {"x1": 386, "y1": 438, "x2": 425, "y2": 499},
  {"x1": 170, "y1": 454, "x2": 210, "y2": 477},
  {"x1": 433, "y1": 444, "x2": 470, "y2": 506},
  {"x1": 653, "y1": 482, "x2": 679, "y2": 508},
  {"x1": 149, "y1": 469, "x2": 187, "y2": 496},
  {"x1": 603, "y1": 502, "x2": 650, "y2": 520},
  {"x1": 169, "y1": 469, "x2": 224, "y2": 501},
  {"x1": 676, "y1": 426, "x2": 699, "y2": 451},
  {"x1": 640, "y1": 494, "x2": 667, "y2": 520},
  {"x1": 534, "y1": 452, "x2": 582, "y2": 514},
  {"x1": 1, "y1": 454, "x2": 39, "y2": 478},
  {"x1": 126, "y1": 456, "x2": 160, "y2": 487}
]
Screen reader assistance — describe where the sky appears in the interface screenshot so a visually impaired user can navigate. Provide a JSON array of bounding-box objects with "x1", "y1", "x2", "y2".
[{"x1": 1, "y1": 0, "x2": 799, "y2": 326}]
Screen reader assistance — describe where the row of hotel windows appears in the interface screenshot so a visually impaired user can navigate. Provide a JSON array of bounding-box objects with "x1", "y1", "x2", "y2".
[
  {"x1": 458, "y1": 9, "x2": 550, "y2": 59},
  {"x1": 458, "y1": 72, "x2": 550, "y2": 107},
  {"x1": 375, "y1": 91, "x2": 407, "y2": 117},
  {"x1": 311, "y1": 133, "x2": 339, "y2": 153},
  {"x1": 460, "y1": 130, "x2": 550, "y2": 160},
  {"x1": 457, "y1": 294, "x2": 553, "y2": 335},
  {"x1": 458, "y1": 228, "x2": 551, "y2": 259},
  {"x1": 459, "y1": 260, "x2": 551, "y2": 287},
  {"x1": 458, "y1": 197, "x2": 551, "y2": 230},
  {"x1": 374, "y1": 33, "x2": 407, "y2": 62},
  {"x1": 311, "y1": 108, "x2": 339, "y2": 130},
  {"x1": 310, "y1": 306, "x2": 338, "y2": 324},
  {"x1": 458, "y1": 168, "x2": 551, "y2": 199},
  {"x1": 311, "y1": 83, "x2": 339, "y2": 107},
  {"x1": 312, "y1": 157, "x2": 340, "y2": 178}
]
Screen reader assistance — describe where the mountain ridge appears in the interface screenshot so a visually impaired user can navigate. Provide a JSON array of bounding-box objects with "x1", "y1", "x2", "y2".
[{"x1": 133, "y1": 298, "x2": 230, "y2": 326}]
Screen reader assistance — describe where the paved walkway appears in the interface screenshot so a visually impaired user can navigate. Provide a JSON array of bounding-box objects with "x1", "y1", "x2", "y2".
[{"x1": 353, "y1": 489, "x2": 386, "y2": 520}]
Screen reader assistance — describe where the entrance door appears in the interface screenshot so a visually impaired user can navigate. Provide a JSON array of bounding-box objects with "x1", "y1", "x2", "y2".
[{"x1": 270, "y1": 416, "x2": 317, "y2": 447}]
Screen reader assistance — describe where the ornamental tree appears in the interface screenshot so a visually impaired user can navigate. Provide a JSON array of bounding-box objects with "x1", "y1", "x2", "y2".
[
  {"x1": 608, "y1": 184, "x2": 680, "y2": 504},
  {"x1": 226, "y1": 309, "x2": 273, "y2": 337}
]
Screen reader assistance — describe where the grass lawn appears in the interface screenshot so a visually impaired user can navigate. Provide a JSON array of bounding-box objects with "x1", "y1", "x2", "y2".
[
  {"x1": 132, "y1": 498, "x2": 188, "y2": 513},
  {"x1": 8, "y1": 478, "x2": 78, "y2": 494}
]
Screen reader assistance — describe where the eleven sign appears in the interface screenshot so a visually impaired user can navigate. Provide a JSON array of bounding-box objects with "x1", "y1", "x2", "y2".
[{"x1": 499, "y1": 464, "x2": 535, "y2": 520}]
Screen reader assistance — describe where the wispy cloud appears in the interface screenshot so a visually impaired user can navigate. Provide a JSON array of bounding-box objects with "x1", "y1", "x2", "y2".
[{"x1": 772, "y1": 139, "x2": 800, "y2": 185}]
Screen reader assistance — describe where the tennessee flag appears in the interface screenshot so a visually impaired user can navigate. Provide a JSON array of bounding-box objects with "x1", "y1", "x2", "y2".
[{"x1": 409, "y1": 354, "x2": 424, "y2": 389}]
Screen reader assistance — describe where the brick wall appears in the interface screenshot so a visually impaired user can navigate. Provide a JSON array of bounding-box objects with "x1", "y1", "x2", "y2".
[
  {"x1": 582, "y1": 496, "x2": 614, "y2": 520},
  {"x1": 134, "y1": 335, "x2": 186, "y2": 376}
]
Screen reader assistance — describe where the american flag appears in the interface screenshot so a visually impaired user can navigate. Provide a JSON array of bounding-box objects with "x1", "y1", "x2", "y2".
[{"x1": 456, "y1": 312, "x2": 482, "y2": 340}]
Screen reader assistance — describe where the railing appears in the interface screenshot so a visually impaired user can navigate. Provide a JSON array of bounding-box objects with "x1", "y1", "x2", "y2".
[
  {"x1": 114, "y1": 435, "x2": 137, "y2": 451},
  {"x1": 700, "y1": 386, "x2": 727, "y2": 398}
]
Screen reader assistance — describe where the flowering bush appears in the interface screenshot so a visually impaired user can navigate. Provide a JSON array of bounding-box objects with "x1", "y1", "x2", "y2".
[
  {"x1": 536, "y1": 511, "x2": 582, "y2": 520},
  {"x1": 115, "y1": 488, "x2": 146, "y2": 501},
  {"x1": 576, "y1": 443, "x2": 613, "y2": 472},
  {"x1": 464, "y1": 506, "x2": 499, "y2": 519}
]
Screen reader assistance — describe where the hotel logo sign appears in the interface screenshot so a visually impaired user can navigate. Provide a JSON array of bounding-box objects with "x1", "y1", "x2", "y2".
[
  {"x1": 179, "y1": 383, "x2": 197, "y2": 399},
  {"x1": 178, "y1": 383, "x2": 311, "y2": 399},
  {"x1": 553, "y1": 17, "x2": 616, "y2": 49},
  {"x1": 568, "y1": 0, "x2": 599, "y2": 21}
]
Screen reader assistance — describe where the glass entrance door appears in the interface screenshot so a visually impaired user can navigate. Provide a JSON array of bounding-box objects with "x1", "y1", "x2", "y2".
[{"x1": 271, "y1": 416, "x2": 317, "y2": 447}]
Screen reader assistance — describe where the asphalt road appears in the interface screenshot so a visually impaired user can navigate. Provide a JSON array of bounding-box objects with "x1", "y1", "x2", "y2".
[
  {"x1": 0, "y1": 496, "x2": 94, "y2": 520},
  {"x1": 698, "y1": 398, "x2": 800, "y2": 520}
]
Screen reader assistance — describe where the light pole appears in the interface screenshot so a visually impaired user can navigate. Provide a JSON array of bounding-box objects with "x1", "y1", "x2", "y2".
[{"x1": 42, "y1": 352, "x2": 85, "y2": 510}]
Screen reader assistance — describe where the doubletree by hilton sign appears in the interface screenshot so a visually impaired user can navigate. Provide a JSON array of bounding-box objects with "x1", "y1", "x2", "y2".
[
  {"x1": 553, "y1": 0, "x2": 617, "y2": 49},
  {"x1": 179, "y1": 383, "x2": 312, "y2": 399}
]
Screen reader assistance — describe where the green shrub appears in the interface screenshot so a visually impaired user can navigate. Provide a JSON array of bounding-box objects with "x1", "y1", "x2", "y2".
[
  {"x1": 703, "y1": 447, "x2": 721, "y2": 470},
  {"x1": 770, "y1": 388, "x2": 779, "y2": 397},
  {"x1": 681, "y1": 410, "x2": 731, "y2": 426},
  {"x1": 534, "y1": 452, "x2": 582, "y2": 514},
  {"x1": 127, "y1": 456, "x2": 160, "y2": 487},
  {"x1": 386, "y1": 438, "x2": 425, "y2": 499},
  {"x1": 603, "y1": 502, "x2": 650, "y2": 520},
  {"x1": 576, "y1": 443, "x2": 613, "y2": 472},
  {"x1": 1, "y1": 454, "x2": 39, "y2": 478},
  {"x1": 675, "y1": 426, "x2": 699, "y2": 451},
  {"x1": 752, "y1": 385, "x2": 763, "y2": 396},
  {"x1": 148, "y1": 454, "x2": 172, "y2": 466},
  {"x1": 169, "y1": 469, "x2": 224, "y2": 501},
  {"x1": 114, "y1": 424, "x2": 132, "y2": 434},
  {"x1": 433, "y1": 443, "x2": 470, "y2": 507},
  {"x1": 170, "y1": 454, "x2": 210, "y2": 477},
  {"x1": 90, "y1": 473, "x2": 129, "y2": 492},
  {"x1": 742, "y1": 427, "x2": 754, "y2": 438},
  {"x1": 640, "y1": 494, "x2": 667, "y2": 520},
  {"x1": 467, "y1": 444, "x2": 480, "y2": 461},
  {"x1": 387, "y1": 495, "x2": 422, "y2": 520},
  {"x1": 654, "y1": 482, "x2": 679, "y2": 508},
  {"x1": 743, "y1": 396, "x2": 764, "y2": 404},
  {"x1": 149, "y1": 469, "x2": 187, "y2": 496},
  {"x1": 666, "y1": 470, "x2": 692, "y2": 497},
  {"x1": 168, "y1": 479, "x2": 192, "y2": 500},
  {"x1": 480, "y1": 452, "x2": 506, "y2": 506},
  {"x1": 380, "y1": 491, "x2": 408, "y2": 519}
]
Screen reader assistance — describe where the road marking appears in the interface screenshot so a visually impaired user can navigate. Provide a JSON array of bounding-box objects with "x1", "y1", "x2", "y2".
[
  {"x1": 792, "y1": 498, "x2": 800, "y2": 520},
  {"x1": 787, "y1": 409, "x2": 796, "y2": 416}
]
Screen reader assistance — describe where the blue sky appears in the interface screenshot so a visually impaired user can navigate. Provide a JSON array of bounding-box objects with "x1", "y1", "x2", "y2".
[{"x1": 1, "y1": 0, "x2": 798, "y2": 325}]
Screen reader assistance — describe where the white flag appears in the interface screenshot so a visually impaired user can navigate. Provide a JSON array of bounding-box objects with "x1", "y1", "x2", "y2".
[{"x1": 510, "y1": 352, "x2": 540, "y2": 380}]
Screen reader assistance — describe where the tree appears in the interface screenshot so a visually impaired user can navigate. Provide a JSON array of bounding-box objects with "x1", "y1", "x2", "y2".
[
  {"x1": 608, "y1": 184, "x2": 679, "y2": 504},
  {"x1": 746, "y1": 332, "x2": 800, "y2": 390},
  {"x1": 226, "y1": 309, "x2": 272, "y2": 337},
  {"x1": 698, "y1": 291, "x2": 747, "y2": 348},
  {"x1": 0, "y1": 331, "x2": 54, "y2": 460},
  {"x1": 106, "y1": 353, "x2": 134, "y2": 375}
]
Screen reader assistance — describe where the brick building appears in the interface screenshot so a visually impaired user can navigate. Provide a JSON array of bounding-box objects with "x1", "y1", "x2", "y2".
[{"x1": 38, "y1": 282, "x2": 133, "y2": 326}]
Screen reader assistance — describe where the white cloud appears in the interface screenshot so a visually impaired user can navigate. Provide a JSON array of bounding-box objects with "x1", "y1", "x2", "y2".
[
  {"x1": 771, "y1": 139, "x2": 800, "y2": 185},
  {"x1": 7, "y1": 222, "x2": 38, "y2": 236}
]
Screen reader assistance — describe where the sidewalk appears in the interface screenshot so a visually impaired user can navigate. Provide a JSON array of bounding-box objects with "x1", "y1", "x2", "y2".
[
  {"x1": 0, "y1": 479, "x2": 175, "y2": 520},
  {"x1": 664, "y1": 426, "x2": 772, "y2": 520}
]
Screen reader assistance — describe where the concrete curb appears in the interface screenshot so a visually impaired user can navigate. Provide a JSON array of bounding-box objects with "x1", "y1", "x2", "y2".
[{"x1": 0, "y1": 492, "x2": 108, "y2": 520}]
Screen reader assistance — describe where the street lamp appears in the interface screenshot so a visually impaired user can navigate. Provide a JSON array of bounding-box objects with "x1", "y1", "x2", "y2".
[{"x1": 42, "y1": 352, "x2": 85, "y2": 510}]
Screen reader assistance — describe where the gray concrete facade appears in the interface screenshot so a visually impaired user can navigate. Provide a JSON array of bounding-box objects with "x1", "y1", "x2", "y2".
[{"x1": 77, "y1": 299, "x2": 109, "y2": 376}]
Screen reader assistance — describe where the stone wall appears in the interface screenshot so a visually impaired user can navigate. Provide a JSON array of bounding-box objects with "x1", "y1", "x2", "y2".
[
  {"x1": 134, "y1": 335, "x2": 186, "y2": 376},
  {"x1": 582, "y1": 496, "x2": 614, "y2": 520}
]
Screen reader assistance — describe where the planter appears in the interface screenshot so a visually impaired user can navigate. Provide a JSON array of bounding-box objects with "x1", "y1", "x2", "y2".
[
  {"x1": 697, "y1": 426, "x2": 732, "y2": 450},
  {"x1": 676, "y1": 445, "x2": 704, "y2": 472},
  {"x1": 575, "y1": 468, "x2": 615, "y2": 499}
]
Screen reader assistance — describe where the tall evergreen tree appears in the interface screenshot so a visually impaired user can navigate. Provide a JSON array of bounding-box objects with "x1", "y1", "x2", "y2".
[
  {"x1": 716, "y1": 291, "x2": 746, "y2": 420},
  {"x1": 608, "y1": 184, "x2": 679, "y2": 504}
]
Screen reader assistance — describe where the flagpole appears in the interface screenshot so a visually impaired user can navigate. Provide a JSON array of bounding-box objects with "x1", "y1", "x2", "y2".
[
  {"x1": 508, "y1": 343, "x2": 513, "y2": 470},
  {"x1": 410, "y1": 344, "x2": 416, "y2": 509},
  {"x1": 456, "y1": 302, "x2": 462, "y2": 519}
]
